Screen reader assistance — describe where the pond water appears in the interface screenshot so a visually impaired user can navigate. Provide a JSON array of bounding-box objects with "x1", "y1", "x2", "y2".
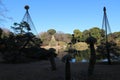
[
  {"x1": 59, "y1": 49, "x2": 120, "y2": 63},
  {"x1": 70, "y1": 58, "x2": 120, "y2": 63},
  {"x1": 70, "y1": 58, "x2": 88, "y2": 63}
]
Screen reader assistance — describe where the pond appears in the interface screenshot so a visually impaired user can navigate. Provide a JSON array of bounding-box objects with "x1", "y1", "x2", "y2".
[
  {"x1": 59, "y1": 48, "x2": 120, "y2": 63},
  {"x1": 61, "y1": 50, "x2": 90, "y2": 63},
  {"x1": 70, "y1": 58, "x2": 88, "y2": 63},
  {"x1": 70, "y1": 58, "x2": 120, "y2": 63}
]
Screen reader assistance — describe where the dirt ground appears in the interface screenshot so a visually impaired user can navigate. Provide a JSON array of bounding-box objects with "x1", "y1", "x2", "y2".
[{"x1": 0, "y1": 58, "x2": 120, "y2": 80}]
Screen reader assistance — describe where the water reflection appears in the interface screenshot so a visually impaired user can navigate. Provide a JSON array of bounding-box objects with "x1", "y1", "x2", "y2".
[
  {"x1": 61, "y1": 49, "x2": 90, "y2": 63},
  {"x1": 61, "y1": 49, "x2": 120, "y2": 63},
  {"x1": 70, "y1": 58, "x2": 88, "y2": 63}
]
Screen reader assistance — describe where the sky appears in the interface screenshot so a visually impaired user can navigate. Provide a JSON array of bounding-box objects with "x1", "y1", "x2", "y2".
[{"x1": 0, "y1": 0, "x2": 120, "y2": 34}]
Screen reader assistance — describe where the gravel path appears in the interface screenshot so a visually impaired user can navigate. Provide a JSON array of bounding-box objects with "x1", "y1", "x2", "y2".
[{"x1": 0, "y1": 58, "x2": 120, "y2": 80}]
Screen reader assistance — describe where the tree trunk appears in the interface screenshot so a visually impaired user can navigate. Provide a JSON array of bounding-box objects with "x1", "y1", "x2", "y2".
[
  {"x1": 88, "y1": 43, "x2": 96, "y2": 76},
  {"x1": 65, "y1": 58, "x2": 71, "y2": 80}
]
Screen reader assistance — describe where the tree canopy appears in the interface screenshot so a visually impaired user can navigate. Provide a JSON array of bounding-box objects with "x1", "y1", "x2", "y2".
[
  {"x1": 47, "y1": 29, "x2": 56, "y2": 35},
  {"x1": 73, "y1": 29, "x2": 82, "y2": 42}
]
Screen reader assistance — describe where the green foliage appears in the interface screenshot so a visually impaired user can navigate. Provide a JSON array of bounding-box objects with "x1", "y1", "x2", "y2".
[
  {"x1": 82, "y1": 30, "x2": 90, "y2": 41},
  {"x1": 11, "y1": 21, "x2": 30, "y2": 34},
  {"x1": 89, "y1": 27, "x2": 103, "y2": 44},
  {"x1": 40, "y1": 31, "x2": 71, "y2": 46},
  {"x1": 73, "y1": 29, "x2": 82, "y2": 42},
  {"x1": 89, "y1": 27, "x2": 101, "y2": 38},
  {"x1": 71, "y1": 34, "x2": 76, "y2": 44},
  {"x1": 47, "y1": 29, "x2": 56, "y2": 35},
  {"x1": 82, "y1": 27, "x2": 104, "y2": 45},
  {"x1": 0, "y1": 21, "x2": 44, "y2": 63},
  {"x1": 33, "y1": 37, "x2": 42, "y2": 47},
  {"x1": 97, "y1": 40, "x2": 120, "y2": 60},
  {"x1": 85, "y1": 35, "x2": 97, "y2": 44},
  {"x1": 75, "y1": 56, "x2": 83, "y2": 62},
  {"x1": 39, "y1": 27, "x2": 119, "y2": 48},
  {"x1": 75, "y1": 50, "x2": 90, "y2": 62},
  {"x1": 74, "y1": 42, "x2": 88, "y2": 50}
]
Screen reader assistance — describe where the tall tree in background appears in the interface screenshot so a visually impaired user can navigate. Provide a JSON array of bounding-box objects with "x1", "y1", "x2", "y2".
[
  {"x1": 40, "y1": 31, "x2": 71, "y2": 46},
  {"x1": 47, "y1": 29, "x2": 56, "y2": 35},
  {"x1": 82, "y1": 30, "x2": 90, "y2": 41},
  {"x1": 89, "y1": 27, "x2": 103, "y2": 45},
  {"x1": 47, "y1": 29, "x2": 57, "y2": 47},
  {"x1": 11, "y1": 21, "x2": 30, "y2": 34},
  {"x1": 82, "y1": 27, "x2": 104, "y2": 45},
  {"x1": 73, "y1": 29, "x2": 82, "y2": 42}
]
